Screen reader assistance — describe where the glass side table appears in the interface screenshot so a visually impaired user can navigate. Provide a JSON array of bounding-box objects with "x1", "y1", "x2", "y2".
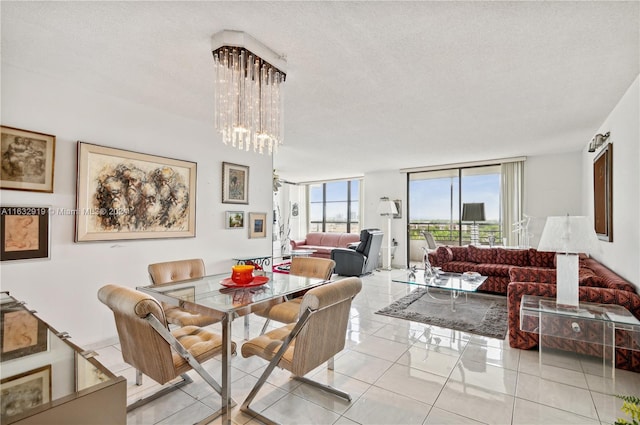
[{"x1": 520, "y1": 295, "x2": 640, "y2": 379}]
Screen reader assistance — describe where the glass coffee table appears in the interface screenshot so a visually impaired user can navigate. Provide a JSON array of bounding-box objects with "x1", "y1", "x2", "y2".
[{"x1": 392, "y1": 269, "x2": 488, "y2": 312}]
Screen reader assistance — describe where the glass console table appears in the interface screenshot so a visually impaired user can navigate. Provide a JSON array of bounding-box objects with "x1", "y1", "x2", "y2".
[
  {"x1": 520, "y1": 295, "x2": 640, "y2": 379},
  {"x1": 0, "y1": 292, "x2": 126, "y2": 424}
]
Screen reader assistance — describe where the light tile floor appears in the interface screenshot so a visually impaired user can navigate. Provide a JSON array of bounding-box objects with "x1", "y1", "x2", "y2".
[{"x1": 91, "y1": 270, "x2": 639, "y2": 424}]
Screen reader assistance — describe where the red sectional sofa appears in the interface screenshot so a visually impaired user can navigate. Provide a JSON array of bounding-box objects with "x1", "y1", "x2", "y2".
[
  {"x1": 290, "y1": 232, "x2": 360, "y2": 259},
  {"x1": 429, "y1": 245, "x2": 640, "y2": 372},
  {"x1": 428, "y1": 245, "x2": 557, "y2": 295}
]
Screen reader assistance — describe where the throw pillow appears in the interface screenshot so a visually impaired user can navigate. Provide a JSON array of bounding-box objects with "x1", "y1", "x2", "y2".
[
  {"x1": 467, "y1": 245, "x2": 496, "y2": 263},
  {"x1": 495, "y1": 248, "x2": 529, "y2": 266},
  {"x1": 449, "y1": 246, "x2": 468, "y2": 261},
  {"x1": 435, "y1": 246, "x2": 453, "y2": 264}
]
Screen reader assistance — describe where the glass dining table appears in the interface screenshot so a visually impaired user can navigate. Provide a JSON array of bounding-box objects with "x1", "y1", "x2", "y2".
[{"x1": 137, "y1": 271, "x2": 329, "y2": 425}]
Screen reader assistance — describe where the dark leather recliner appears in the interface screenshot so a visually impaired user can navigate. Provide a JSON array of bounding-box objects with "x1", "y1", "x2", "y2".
[{"x1": 331, "y1": 229, "x2": 384, "y2": 276}]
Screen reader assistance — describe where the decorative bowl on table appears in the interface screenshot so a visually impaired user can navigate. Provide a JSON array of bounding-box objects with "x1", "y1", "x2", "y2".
[
  {"x1": 231, "y1": 265, "x2": 255, "y2": 285},
  {"x1": 462, "y1": 271, "x2": 481, "y2": 281}
]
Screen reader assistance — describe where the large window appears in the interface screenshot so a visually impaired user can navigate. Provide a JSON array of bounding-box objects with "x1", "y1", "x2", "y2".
[
  {"x1": 408, "y1": 165, "x2": 502, "y2": 260},
  {"x1": 309, "y1": 180, "x2": 360, "y2": 233}
]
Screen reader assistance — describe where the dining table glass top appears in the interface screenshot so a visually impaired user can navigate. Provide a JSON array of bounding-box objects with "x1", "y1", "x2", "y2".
[{"x1": 137, "y1": 271, "x2": 327, "y2": 316}]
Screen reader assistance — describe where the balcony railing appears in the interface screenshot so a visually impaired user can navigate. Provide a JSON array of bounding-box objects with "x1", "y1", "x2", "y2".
[{"x1": 409, "y1": 221, "x2": 503, "y2": 246}]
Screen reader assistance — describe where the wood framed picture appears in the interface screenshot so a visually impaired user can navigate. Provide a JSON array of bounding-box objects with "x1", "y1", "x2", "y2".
[
  {"x1": 248, "y1": 212, "x2": 267, "y2": 239},
  {"x1": 0, "y1": 365, "x2": 51, "y2": 417},
  {"x1": 222, "y1": 162, "x2": 249, "y2": 204},
  {"x1": 225, "y1": 211, "x2": 244, "y2": 229},
  {"x1": 0, "y1": 304, "x2": 48, "y2": 361},
  {"x1": 75, "y1": 142, "x2": 197, "y2": 242},
  {"x1": 1, "y1": 126, "x2": 55, "y2": 193},
  {"x1": 593, "y1": 143, "x2": 613, "y2": 242},
  {"x1": 0, "y1": 206, "x2": 50, "y2": 262}
]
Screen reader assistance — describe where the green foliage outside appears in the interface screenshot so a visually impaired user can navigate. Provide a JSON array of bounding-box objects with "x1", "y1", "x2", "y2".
[{"x1": 409, "y1": 220, "x2": 502, "y2": 245}]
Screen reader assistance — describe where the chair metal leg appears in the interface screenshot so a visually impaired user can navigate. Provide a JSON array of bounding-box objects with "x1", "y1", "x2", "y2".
[
  {"x1": 127, "y1": 373, "x2": 193, "y2": 412},
  {"x1": 135, "y1": 369, "x2": 143, "y2": 386},
  {"x1": 259, "y1": 318, "x2": 271, "y2": 335},
  {"x1": 241, "y1": 308, "x2": 313, "y2": 424},
  {"x1": 328, "y1": 356, "x2": 334, "y2": 371},
  {"x1": 292, "y1": 375, "x2": 351, "y2": 401},
  {"x1": 145, "y1": 314, "x2": 236, "y2": 421}
]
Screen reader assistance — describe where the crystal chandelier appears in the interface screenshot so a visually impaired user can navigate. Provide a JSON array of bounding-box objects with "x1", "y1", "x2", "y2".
[{"x1": 212, "y1": 30, "x2": 287, "y2": 154}]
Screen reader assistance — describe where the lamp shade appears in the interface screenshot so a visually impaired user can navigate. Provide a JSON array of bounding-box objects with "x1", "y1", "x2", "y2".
[
  {"x1": 461, "y1": 203, "x2": 486, "y2": 222},
  {"x1": 377, "y1": 198, "x2": 398, "y2": 216},
  {"x1": 538, "y1": 216, "x2": 598, "y2": 254}
]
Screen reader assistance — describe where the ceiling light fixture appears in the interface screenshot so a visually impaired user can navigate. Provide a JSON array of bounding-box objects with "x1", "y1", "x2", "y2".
[
  {"x1": 212, "y1": 30, "x2": 287, "y2": 154},
  {"x1": 588, "y1": 132, "x2": 610, "y2": 153}
]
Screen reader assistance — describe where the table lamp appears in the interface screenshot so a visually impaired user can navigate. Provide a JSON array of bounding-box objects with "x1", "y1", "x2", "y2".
[
  {"x1": 537, "y1": 215, "x2": 598, "y2": 307},
  {"x1": 377, "y1": 197, "x2": 398, "y2": 271},
  {"x1": 462, "y1": 203, "x2": 485, "y2": 246}
]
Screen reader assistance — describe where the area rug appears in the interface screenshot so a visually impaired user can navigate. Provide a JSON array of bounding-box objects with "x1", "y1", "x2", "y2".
[
  {"x1": 272, "y1": 261, "x2": 291, "y2": 274},
  {"x1": 375, "y1": 288, "x2": 508, "y2": 339}
]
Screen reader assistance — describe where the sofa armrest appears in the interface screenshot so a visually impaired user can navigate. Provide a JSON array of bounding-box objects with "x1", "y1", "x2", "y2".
[
  {"x1": 290, "y1": 239, "x2": 306, "y2": 250},
  {"x1": 509, "y1": 266, "x2": 556, "y2": 284}
]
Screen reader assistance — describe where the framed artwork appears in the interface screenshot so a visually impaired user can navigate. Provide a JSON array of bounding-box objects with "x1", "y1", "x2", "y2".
[
  {"x1": 0, "y1": 206, "x2": 50, "y2": 262},
  {"x1": 225, "y1": 211, "x2": 244, "y2": 229},
  {"x1": 1, "y1": 365, "x2": 51, "y2": 417},
  {"x1": 0, "y1": 305, "x2": 48, "y2": 361},
  {"x1": 248, "y1": 212, "x2": 267, "y2": 239},
  {"x1": 222, "y1": 162, "x2": 249, "y2": 204},
  {"x1": 1, "y1": 126, "x2": 55, "y2": 193},
  {"x1": 76, "y1": 354, "x2": 110, "y2": 391},
  {"x1": 75, "y1": 142, "x2": 197, "y2": 242},
  {"x1": 593, "y1": 143, "x2": 613, "y2": 242}
]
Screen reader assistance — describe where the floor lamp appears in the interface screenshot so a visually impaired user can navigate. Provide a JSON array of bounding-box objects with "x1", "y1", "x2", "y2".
[
  {"x1": 377, "y1": 197, "x2": 398, "y2": 271},
  {"x1": 538, "y1": 215, "x2": 598, "y2": 307},
  {"x1": 462, "y1": 203, "x2": 485, "y2": 246}
]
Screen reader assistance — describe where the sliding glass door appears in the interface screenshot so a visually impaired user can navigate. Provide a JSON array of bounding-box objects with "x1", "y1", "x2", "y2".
[{"x1": 407, "y1": 165, "x2": 501, "y2": 265}]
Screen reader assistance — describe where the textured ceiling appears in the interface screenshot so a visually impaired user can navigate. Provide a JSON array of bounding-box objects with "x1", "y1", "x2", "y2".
[{"x1": 2, "y1": 1, "x2": 638, "y2": 182}]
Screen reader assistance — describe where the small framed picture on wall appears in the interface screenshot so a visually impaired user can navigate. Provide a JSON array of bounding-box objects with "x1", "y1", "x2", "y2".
[
  {"x1": 248, "y1": 212, "x2": 267, "y2": 239},
  {"x1": 222, "y1": 162, "x2": 249, "y2": 204},
  {"x1": 1, "y1": 126, "x2": 56, "y2": 193},
  {"x1": 225, "y1": 211, "x2": 244, "y2": 229},
  {"x1": 0, "y1": 206, "x2": 50, "y2": 262}
]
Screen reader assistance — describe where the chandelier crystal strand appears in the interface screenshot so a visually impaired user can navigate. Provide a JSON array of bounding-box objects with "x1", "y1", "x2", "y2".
[{"x1": 212, "y1": 32, "x2": 286, "y2": 155}]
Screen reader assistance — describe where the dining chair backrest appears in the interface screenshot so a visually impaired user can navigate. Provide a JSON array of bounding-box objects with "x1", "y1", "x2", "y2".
[
  {"x1": 148, "y1": 258, "x2": 205, "y2": 284},
  {"x1": 290, "y1": 277, "x2": 362, "y2": 376},
  {"x1": 98, "y1": 284, "x2": 178, "y2": 384},
  {"x1": 289, "y1": 257, "x2": 335, "y2": 280}
]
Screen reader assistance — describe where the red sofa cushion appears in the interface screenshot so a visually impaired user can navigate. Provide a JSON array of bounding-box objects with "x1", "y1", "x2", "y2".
[
  {"x1": 528, "y1": 249, "x2": 556, "y2": 268},
  {"x1": 449, "y1": 246, "x2": 468, "y2": 261},
  {"x1": 467, "y1": 245, "x2": 496, "y2": 263},
  {"x1": 495, "y1": 248, "x2": 529, "y2": 266}
]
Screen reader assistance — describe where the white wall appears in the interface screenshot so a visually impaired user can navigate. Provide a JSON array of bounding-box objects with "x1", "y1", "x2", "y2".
[
  {"x1": 582, "y1": 76, "x2": 639, "y2": 288},
  {"x1": 523, "y1": 152, "x2": 583, "y2": 247},
  {"x1": 363, "y1": 170, "x2": 406, "y2": 269},
  {"x1": 0, "y1": 65, "x2": 274, "y2": 345}
]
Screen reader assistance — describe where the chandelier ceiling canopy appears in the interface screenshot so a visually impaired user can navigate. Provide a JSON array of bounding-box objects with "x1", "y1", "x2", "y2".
[{"x1": 211, "y1": 30, "x2": 287, "y2": 155}]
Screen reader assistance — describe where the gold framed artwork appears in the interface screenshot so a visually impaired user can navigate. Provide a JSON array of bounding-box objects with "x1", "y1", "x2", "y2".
[
  {"x1": 248, "y1": 212, "x2": 267, "y2": 239},
  {"x1": 0, "y1": 365, "x2": 51, "y2": 417},
  {"x1": 222, "y1": 162, "x2": 249, "y2": 204},
  {"x1": 1, "y1": 126, "x2": 55, "y2": 193},
  {"x1": 593, "y1": 143, "x2": 613, "y2": 242},
  {"x1": 225, "y1": 211, "x2": 244, "y2": 229},
  {"x1": 75, "y1": 142, "x2": 197, "y2": 242},
  {"x1": 0, "y1": 206, "x2": 50, "y2": 262}
]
